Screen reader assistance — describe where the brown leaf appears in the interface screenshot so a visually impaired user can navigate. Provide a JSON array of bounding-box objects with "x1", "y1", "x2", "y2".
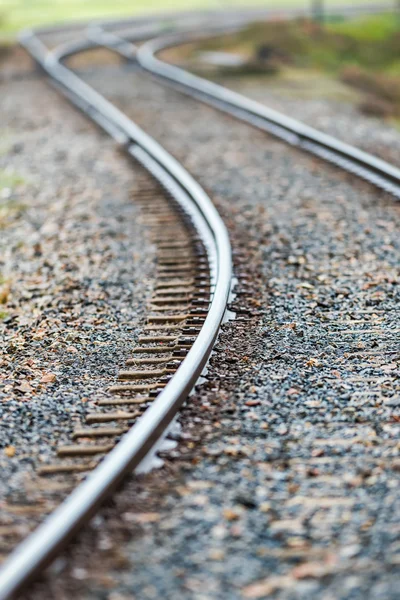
[
  {"x1": 306, "y1": 358, "x2": 320, "y2": 367},
  {"x1": 4, "y1": 446, "x2": 15, "y2": 458},
  {"x1": 0, "y1": 283, "x2": 10, "y2": 304},
  {"x1": 223, "y1": 508, "x2": 240, "y2": 521},
  {"x1": 41, "y1": 373, "x2": 56, "y2": 383}
]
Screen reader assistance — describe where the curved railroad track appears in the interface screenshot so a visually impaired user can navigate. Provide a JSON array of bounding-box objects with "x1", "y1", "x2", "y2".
[
  {"x1": 0, "y1": 6, "x2": 399, "y2": 597},
  {"x1": 90, "y1": 20, "x2": 400, "y2": 198},
  {"x1": 0, "y1": 20, "x2": 233, "y2": 600}
]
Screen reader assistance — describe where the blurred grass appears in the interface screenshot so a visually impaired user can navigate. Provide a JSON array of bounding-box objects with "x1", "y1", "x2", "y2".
[
  {"x1": 196, "y1": 13, "x2": 400, "y2": 71},
  {"x1": 0, "y1": 169, "x2": 25, "y2": 189},
  {"x1": 328, "y1": 10, "x2": 399, "y2": 40},
  {"x1": 0, "y1": 0, "x2": 392, "y2": 39},
  {"x1": 192, "y1": 12, "x2": 400, "y2": 117}
]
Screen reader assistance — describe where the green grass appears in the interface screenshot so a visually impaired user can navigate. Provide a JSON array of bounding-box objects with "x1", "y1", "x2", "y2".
[
  {"x1": 0, "y1": 0, "x2": 392, "y2": 38},
  {"x1": 328, "y1": 12, "x2": 400, "y2": 41},
  {"x1": 195, "y1": 12, "x2": 400, "y2": 72},
  {"x1": 189, "y1": 11, "x2": 400, "y2": 118},
  {"x1": 0, "y1": 169, "x2": 25, "y2": 189}
]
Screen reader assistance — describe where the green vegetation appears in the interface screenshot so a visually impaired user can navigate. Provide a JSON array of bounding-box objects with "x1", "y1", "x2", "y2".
[
  {"x1": 196, "y1": 13, "x2": 399, "y2": 71},
  {"x1": 193, "y1": 12, "x2": 400, "y2": 118},
  {"x1": 329, "y1": 11, "x2": 399, "y2": 41},
  {"x1": 0, "y1": 0, "x2": 390, "y2": 38},
  {"x1": 0, "y1": 169, "x2": 25, "y2": 189}
]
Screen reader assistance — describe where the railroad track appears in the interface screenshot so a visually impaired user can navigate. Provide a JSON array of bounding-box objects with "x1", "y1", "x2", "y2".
[
  {"x1": 0, "y1": 21, "x2": 232, "y2": 600},
  {"x1": 89, "y1": 20, "x2": 400, "y2": 198},
  {"x1": 1, "y1": 6, "x2": 399, "y2": 597}
]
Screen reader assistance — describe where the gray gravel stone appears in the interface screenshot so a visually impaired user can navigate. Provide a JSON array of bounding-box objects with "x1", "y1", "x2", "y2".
[{"x1": 0, "y1": 64, "x2": 156, "y2": 537}]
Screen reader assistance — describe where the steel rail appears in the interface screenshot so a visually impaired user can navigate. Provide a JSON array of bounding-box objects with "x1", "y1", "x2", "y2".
[
  {"x1": 123, "y1": 29, "x2": 400, "y2": 198},
  {"x1": 0, "y1": 28, "x2": 232, "y2": 600}
]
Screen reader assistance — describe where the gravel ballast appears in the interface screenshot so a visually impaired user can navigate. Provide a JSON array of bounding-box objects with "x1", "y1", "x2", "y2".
[
  {"x1": 1, "y1": 49, "x2": 400, "y2": 600},
  {"x1": 0, "y1": 59, "x2": 157, "y2": 549}
]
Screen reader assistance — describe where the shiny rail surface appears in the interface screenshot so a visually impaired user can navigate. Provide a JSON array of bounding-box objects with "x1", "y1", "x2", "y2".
[
  {"x1": 0, "y1": 27, "x2": 232, "y2": 600},
  {"x1": 94, "y1": 24, "x2": 400, "y2": 198}
]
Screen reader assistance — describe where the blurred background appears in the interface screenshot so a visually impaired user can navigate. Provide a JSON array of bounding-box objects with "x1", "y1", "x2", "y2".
[
  {"x1": 0, "y1": 1, "x2": 398, "y2": 121},
  {"x1": 0, "y1": 1, "x2": 397, "y2": 39}
]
